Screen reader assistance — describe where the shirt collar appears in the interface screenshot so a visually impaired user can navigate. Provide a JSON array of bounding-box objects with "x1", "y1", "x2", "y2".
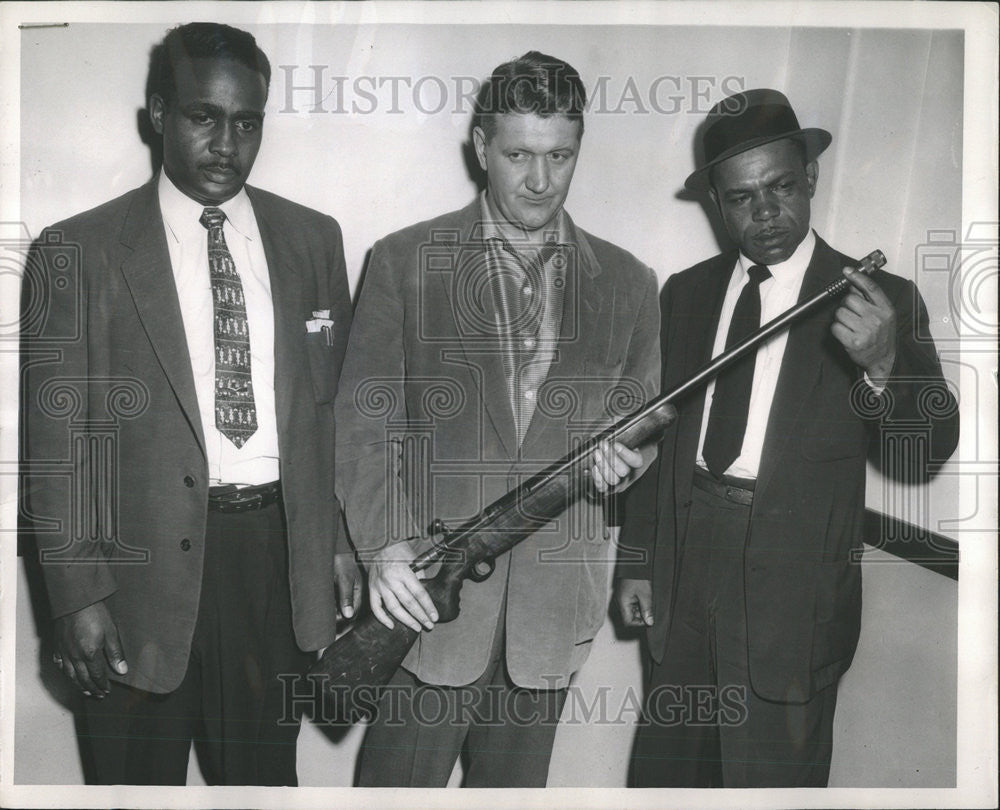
[
  {"x1": 157, "y1": 171, "x2": 256, "y2": 244},
  {"x1": 478, "y1": 190, "x2": 570, "y2": 248},
  {"x1": 736, "y1": 229, "x2": 816, "y2": 289}
]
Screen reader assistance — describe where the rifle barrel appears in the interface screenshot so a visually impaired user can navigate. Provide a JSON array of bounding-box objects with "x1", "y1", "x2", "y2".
[{"x1": 412, "y1": 248, "x2": 885, "y2": 572}]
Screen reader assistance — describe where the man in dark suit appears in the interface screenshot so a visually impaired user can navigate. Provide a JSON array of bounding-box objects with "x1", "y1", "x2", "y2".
[
  {"x1": 334, "y1": 52, "x2": 664, "y2": 787},
  {"x1": 20, "y1": 23, "x2": 359, "y2": 785},
  {"x1": 616, "y1": 89, "x2": 959, "y2": 787}
]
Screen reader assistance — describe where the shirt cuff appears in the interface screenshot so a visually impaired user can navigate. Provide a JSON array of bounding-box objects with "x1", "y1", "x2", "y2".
[{"x1": 863, "y1": 371, "x2": 887, "y2": 393}]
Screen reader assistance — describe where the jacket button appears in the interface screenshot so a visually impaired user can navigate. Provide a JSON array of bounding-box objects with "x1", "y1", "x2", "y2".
[
  {"x1": 180, "y1": 538, "x2": 191, "y2": 551},
  {"x1": 183, "y1": 476, "x2": 195, "y2": 488}
]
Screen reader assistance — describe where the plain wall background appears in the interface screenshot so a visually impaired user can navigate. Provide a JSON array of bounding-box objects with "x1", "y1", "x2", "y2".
[{"x1": 10, "y1": 17, "x2": 971, "y2": 789}]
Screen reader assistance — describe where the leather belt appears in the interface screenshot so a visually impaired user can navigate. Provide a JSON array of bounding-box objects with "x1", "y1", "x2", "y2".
[
  {"x1": 692, "y1": 466, "x2": 755, "y2": 506},
  {"x1": 208, "y1": 480, "x2": 282, "y2": 513}
]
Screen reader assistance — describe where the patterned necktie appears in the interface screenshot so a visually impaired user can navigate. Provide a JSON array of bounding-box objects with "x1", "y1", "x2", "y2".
[
  {"x1": 200, "y1": 207, "x2": 257, "y2": 448},
  {"x1": 703, "y1": 263, "x2": 771, "y2": 478}
]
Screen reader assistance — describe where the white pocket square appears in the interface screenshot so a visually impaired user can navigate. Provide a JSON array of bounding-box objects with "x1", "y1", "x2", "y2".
[{"x1": 306, "y1": 312, "x2": 334, "y2": 344}]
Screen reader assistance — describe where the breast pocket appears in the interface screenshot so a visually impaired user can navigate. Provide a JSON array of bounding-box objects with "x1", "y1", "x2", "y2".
[{"x1": 304, "y1": 332, "x2": 339, "y2": 404}]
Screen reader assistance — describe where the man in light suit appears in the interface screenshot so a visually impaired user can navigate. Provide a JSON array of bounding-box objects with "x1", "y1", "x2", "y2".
[
  {"x1": 335, "y1": 52, "x2": 664, "y2": 787},
  {"x1": 20, "y1": 23, "x2": 359, "y2": 785},
  {"x1": 616, "y1": 89, "x2": 960, "y2": 787}
]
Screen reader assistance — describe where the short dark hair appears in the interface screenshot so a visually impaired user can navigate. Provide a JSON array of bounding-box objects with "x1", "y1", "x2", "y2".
[
  {"x1": 474, "y1": 51, "x2": 586, "y2": 140},
  {"x1": 150, "y1": 22, "x2": 271, "y2": 106}
]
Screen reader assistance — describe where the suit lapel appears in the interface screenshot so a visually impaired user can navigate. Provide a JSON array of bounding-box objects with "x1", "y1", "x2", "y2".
[
  {"x1": 672, "y1": 253, "x2": 734, "y2": 487},
  {"x1": 548, "y1": 217, "x2": 607, "y2": 384},
  {"x1": 434, "y1": 202, "x2": 518, "y2": 457},
  {"x1": 246, "y1": 186, "x2": 305, "y2": 443},
  {"x1": 118, "y1": 181, "x2": 206, "y2": 456},
  {"x1": 755, "y1": 235, "x2": 842, "y2": 498}
]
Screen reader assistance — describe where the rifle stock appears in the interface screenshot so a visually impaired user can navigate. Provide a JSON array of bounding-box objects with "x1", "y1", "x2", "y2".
[
  {"x1": 311, "y1": 400, "x2": 676, "y2": 722},
  {"x1": 311, "y1": 249, "x2": 886, "y2": 722}
]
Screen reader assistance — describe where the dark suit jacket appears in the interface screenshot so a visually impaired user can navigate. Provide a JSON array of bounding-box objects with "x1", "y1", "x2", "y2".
[
  {"x1": 21, "y1": 179, "x2": 352, "y2": 693},
  {"x1": 618, "y1": 234, "x2": 959, "y2": 702},
  {"x1": 335, "y1": 201, "x2": 660, "y2": 688}
]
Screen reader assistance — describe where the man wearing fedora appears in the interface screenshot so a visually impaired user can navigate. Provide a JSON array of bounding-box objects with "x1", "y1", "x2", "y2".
[{"x1": 616, "y1": 89, "x2": 958, "y2": 787}]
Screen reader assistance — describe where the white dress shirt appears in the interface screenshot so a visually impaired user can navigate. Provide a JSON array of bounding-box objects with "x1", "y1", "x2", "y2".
[
  {"x1": 157, "y1": 172, "x2": 280, "y2": 486},
  {"x1": 696, "y1": 230, "x2": 817, "y2": 479}
]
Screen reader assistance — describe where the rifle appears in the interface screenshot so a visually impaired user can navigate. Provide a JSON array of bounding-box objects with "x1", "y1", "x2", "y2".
[{"x1": 311, "y1": 249, "x2": 887, "y2": 722}]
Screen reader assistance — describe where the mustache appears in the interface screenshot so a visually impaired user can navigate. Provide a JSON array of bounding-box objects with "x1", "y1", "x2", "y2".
[{"x1": 201, "y1": 161, "x2": 240, "y2": 172}]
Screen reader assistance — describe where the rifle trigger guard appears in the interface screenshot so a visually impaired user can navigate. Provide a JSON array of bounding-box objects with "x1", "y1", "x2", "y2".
[{"x1": 468, "y1": 557, "x2": 495, "y2": 583}]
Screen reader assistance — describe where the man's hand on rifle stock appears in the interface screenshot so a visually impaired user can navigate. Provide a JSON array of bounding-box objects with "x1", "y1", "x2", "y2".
[
  {"x1": 366, "y1": 541, "x2": 439, "y2": 633},
  {"x1": 591, "y1": 440, "x2": 644, "y2": 493},
  {"x1": 334, "y1": 551, "x2": 363, "y2": 620}
]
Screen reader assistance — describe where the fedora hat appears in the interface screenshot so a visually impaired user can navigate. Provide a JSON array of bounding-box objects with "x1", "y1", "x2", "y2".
[{"x1": 685, "y1": 88, "x2": 831, "y2": 191}]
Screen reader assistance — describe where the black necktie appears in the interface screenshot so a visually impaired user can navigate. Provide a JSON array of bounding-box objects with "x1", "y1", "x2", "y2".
[
  {"x1": 199, "y1": 207, "x2": 258, "y2": 448},
  {"x1": 703, "y1": 263, "x2": 771, "y2": 478}
]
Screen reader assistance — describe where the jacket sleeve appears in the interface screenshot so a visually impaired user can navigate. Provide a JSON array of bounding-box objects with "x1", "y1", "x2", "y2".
[
  {"x1": 20, "y1": 228, "x2": 119, "y2": 617},
  {"x1": 319, "y1": 214, "x2": 356, "y2": 557},
  {"x1": 867, "y1": 273, "x2": 960, "y2": 479},
  {"x1": 334, "y1": 238, "x2": 426, "y2": 562}
]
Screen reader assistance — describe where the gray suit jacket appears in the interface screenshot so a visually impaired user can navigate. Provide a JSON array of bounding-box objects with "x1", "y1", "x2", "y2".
[
  {"x1": 335, "y1": 201, "x2": 660, "y2": 688},
  {"x1": 21, "y1": 179, "x2": 352, "y2": 692}
]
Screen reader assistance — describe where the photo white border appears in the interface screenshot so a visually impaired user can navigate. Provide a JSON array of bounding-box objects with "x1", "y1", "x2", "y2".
[{"x1": 1, "y1": 2, "x2": 996, "y2": 808}]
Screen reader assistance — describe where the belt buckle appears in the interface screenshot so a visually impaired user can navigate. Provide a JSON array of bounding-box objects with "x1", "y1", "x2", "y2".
[
  {"x1": 210, "y1": 482, "x2": 277, "y2": 512},
  {"x1": 725, "y1": 483, "x2": 751, "y2": 505}
]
